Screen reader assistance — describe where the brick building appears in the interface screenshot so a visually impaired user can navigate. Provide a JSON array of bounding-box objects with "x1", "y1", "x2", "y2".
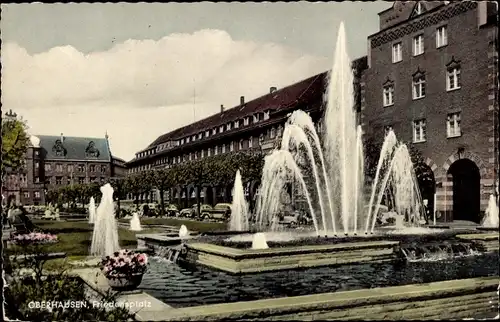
[
  {"x1": 361, "y1": 1, "x2": 498, "y2": 223},
  {"x1": 4, "y1": 133, "x2": 127, "y2": 206}
]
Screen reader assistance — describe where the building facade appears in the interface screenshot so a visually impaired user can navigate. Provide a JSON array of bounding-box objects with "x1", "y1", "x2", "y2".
[
  {"x1": 4, "y1": 133, "x2": 126, "y2": 206},
  {"x1": 126, "y1": 56, "x2": 367, "y2": 208},
  {"x1": 361, "y1": 1, "x2": 498, "y2": 223}
]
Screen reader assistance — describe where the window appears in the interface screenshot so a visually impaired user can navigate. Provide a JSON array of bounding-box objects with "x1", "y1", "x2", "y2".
[
  {"x1": 201, "y1": 150, "x2": 205, "y2": 158},
  {"x1": 226, "y1": 123, "x2": 231, "y2": 131},
  {"x1": 415, "y1": 2, "x2": 423, "y2": 15},
  {"x1": 77, "y1": 164, "x2": 84, "y2": 172},
  {"x1": 189, "y1": 153, "x2": 192, "y2": 160},
  {"x1": 78, "y1": 177, "x2": 85, "y2": 184},
  {"x1": 207, "y1": 148, "x2": 211, "y2": 157},
  {"x1": 219, "y1": 125, "x2": 224, "y2": 133},
  {"x1": 35, "y1": 162, "x2": 39, "y2": 169},
  {"x1": 383, "y1": 84, "x2": 395, "y2": 106},
  {"x1": 253, "y1": 114, "x2": 259, "y2": 123},
  {"x1": 181, "y1": 138, "x2": 185, "y2": 144},
  {"x1": 35, "y1": 177, "x2": 40, "y2": 183},
  {"x1": 222, "y1": 145, "x2": 226, "y2": 153},
  {"x1": 56, "y1": 164, "x2": 63, "y2": 172},
  {"x1": 212, "y1": 128, "x2": 217, "y2": 135},
  {"x1": 192, "y1": 135, "x2": 196, "y2": 141},
  {"x1": 67, "y1": 164, "x2": 73, "y2": 172},
  {"x1": 24, "y1": 192, "x2": 30, "y2": 198},
  {"x1": 270, "y1": 127, "x2": 276, "y2": 139},
  {"x1": 34, "y1": 191, "x2": 41, "y2": 199},
  {"x1": 239, "y1": 140, "x2": 244, "y2": 150},
  {"x1": 264, "y1": 111, "x2": 270, "y2": 120},
  {"x1": 436, "y1": 26, "x2": 448, "y2": 48},
  {"x1": 56, "y1": 177, "x2": 62, "y2": 185},
  {"x1": 89, "y1": 165, "x2": 96, "y2": 172},
  {"x1": 101, "y1": 165, "x2": 107, "y2": 173},
  {"x1": 249, "y1": 136, "x2": 253, "y2": 148},
  {"x1": 413, "y1": 35, "x2": 424, "y2": 56},
  {"x1": 413, "y1": 119, "x2": 427, "y2": 143},
  {"x1": 234, "y1": 120, "x2": 239, "y2": 129},
  {"x1": 44, "y1": 164, "x2": 51, "y2": 171},
  {"x1": 447, "y1": 113, "x2": 461, "y2": 138},
  {"x1": 214, "y1": 146, "x2": 218, "y2": 155},
  {"x1": 230, "y1": 141, "x2": 234, "y2": 152},
  {"x1": 186, "y1": 137, "x2": 190, "y2": 143},
  {"x1": 205, "y1": 130, "x2": 210, "y2": 137},
  {"x1": 447, "y1": 67, "x2": 461, "y2": 91},
  {"x1": 412, "y1": 76, "x2": 426, "y2": 99},
  {"x1": 198, "y1": 133, "x2": 203, "y2": 140},
  {"x1": 244, "y1": 117, "x2": 250, "y2": 126},
  {"x1": 392, "y1": 42, "x2": 402, "y2": 63},
  {"x1": 259, "y1": 134, "x2": 265, "y2": 145}
]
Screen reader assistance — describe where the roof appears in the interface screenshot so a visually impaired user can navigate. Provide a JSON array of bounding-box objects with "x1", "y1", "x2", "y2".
[
  {"x1": 147, "y1": 72, "x2": 329, "y2": 149},
  {"x1": 36, "y1": 135, "x2": 111, "y2": 162}
]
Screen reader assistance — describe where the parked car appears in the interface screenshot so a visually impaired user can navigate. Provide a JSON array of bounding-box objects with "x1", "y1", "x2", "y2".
[
  {"x1": 200, "y1": 203, "x2": 231, "y2": 221},
  {"x1": 280, "y1": 210, "x2": 311, "y2": 226},
  {"x1": 164, "y1": 204, "x2": 180, "y2": 217},
  {"x1": 180, "y1": 204, "x2": 212, "y2": 218}
]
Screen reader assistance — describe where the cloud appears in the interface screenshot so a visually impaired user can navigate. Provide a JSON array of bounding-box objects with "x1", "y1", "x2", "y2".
[{"x1": 1, "y1": 29, "x2": 330, "y2": 161}]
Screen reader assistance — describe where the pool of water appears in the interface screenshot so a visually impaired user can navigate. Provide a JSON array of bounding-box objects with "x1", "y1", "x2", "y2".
[{"x1": 138, "y1": 252, "x2": 499, "y2": 308}]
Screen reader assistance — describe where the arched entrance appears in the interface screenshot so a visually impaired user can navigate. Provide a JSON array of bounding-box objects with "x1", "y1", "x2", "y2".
[{"x1": 447, "y1": 159, "x2": 481, "y2": 223}]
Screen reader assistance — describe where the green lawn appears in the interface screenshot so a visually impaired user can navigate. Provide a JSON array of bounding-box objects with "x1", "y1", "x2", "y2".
[
  {"x1": 117, "y1": 217, "x2": 227, "y2": 232},
  {"x1": 10, "y1": 219, "x2": 226, "y2": 257},
  {"x1": 9, "y1": 221, "x2": 164, "y2": 257}
]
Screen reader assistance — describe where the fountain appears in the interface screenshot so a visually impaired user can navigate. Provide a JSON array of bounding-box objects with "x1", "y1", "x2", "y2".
[
  {"x1": 252, "y1": 233, "x2": 269, "y2": 249},
  {"x1": 88, "y1": 197, "x2": 96, "y2": 224},
  {"x1": 90, "y1": 183, "x2": 120, "y2": 257},
  {"x1": 481, "y1": 194, "x2": 499, "y2": 228},
  {"x1": 229, "y1": 170, "x2": 250, "y2": 231},
  {"x1": 179, "y1": 225, "x2": 189, "y2": 238},
  {"x1": 130, "y1": 212, "x2": 142, "y2": 231},
  {"x1": 255, "y1": 22, "x2": 424, "y2": 237}
]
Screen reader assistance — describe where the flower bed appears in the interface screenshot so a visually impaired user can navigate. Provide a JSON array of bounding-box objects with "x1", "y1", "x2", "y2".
[
  {"x1": 10, "y1": 232, "x2": 58, "y2": 246},
  {"x1": 101, "y1": 249, "x2": 148, "y2": 278}
]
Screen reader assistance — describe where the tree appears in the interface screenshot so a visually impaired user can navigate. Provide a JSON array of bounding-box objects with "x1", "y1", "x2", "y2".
[
  {"x1": 110, "y1": 178, "x2": 127, "y2": 217},
  {"x1": 150, "y1": 169, "x2": 174, "y2": 217},
  {"x1": 1, "y1": 115, "x2": 30, "y2": 177}
]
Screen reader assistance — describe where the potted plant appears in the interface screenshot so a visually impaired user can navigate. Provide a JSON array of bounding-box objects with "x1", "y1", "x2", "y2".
[{"x1": 101, "y1": 249, "x2": 148, "y2": 291}]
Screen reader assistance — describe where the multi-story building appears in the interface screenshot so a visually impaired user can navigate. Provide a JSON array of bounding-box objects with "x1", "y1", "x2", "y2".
[
  {"x1": 126, "y1": 57, "x2": 368, "y2": 208},
  {"x1": 4, "y1": 132, "x2": 127, "y2": 205},
  {"x1": 361, "y1": 1, "x2": 498, "y2": 223}
]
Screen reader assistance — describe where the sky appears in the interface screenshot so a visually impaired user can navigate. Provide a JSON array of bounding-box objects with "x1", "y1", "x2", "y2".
[{"x1": 1, "y1": 2, "x2": 390, "y2": 161}]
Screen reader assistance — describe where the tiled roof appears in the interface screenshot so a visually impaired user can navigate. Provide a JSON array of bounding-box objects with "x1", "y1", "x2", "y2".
[
  {"x1": 36, "y1": 135, "x2": 111, "y2": 161},
  {"x1": 147, "y1": 71, "x2": 329, "y2": 148}
]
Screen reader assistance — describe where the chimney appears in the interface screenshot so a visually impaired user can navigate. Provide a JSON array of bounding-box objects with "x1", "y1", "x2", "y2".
[
  {"x1": 60, "y1": 133, "x2": 64, "y2": 142},
  {"x1": 240, "y1": 96, "x2": 245, "y2": 106},
  {"x1": 270, "y1": 87, "x2": 277, "y2": 94},
  {"x1": 220, "y1": 104, "x2": 224, "y2": 113}
]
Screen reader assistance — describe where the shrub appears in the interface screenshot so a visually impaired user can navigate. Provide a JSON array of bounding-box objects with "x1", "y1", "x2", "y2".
[{"x1": 101, "y1": 249, "x2": 148, "y2": 278}]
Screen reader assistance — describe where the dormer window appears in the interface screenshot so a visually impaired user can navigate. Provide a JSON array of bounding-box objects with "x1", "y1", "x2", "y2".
[
  {"x1": 244, "y1": 117, "x2": 250, "y2": 126},
  {"x1": 415, "y1": 2, "x2": 423, "y2": 15},
  {"x1": 205, "y1": 130, "x2": 210, "y2": 137},
  {"x1": 219, "y1": 125, "x2": 224, "y2": 133},
  {"x1": 234, "y1": 120, "x2": 240, "y2": 129},
  {"x1": 212, "y1": 128, "x2": 217, "y2": 135},
  {"x1": 186, "y1": 137, "x2": 190, "y2": 143},
  {"x1": 253, "y1": 114, "x2": 259, "y2": 123},
  {"x1": 198, "y1": 133, "x2": 203, "y2": 139},
  {"x1": 226, "y1": 123, "x2": 232, "y2": 131},
  {"x1": 264, "y1": 111, "x2": 270, "y2": 120},
  {"x1": 181, "y1": 138, "x2": 185, "y2": 144}
]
